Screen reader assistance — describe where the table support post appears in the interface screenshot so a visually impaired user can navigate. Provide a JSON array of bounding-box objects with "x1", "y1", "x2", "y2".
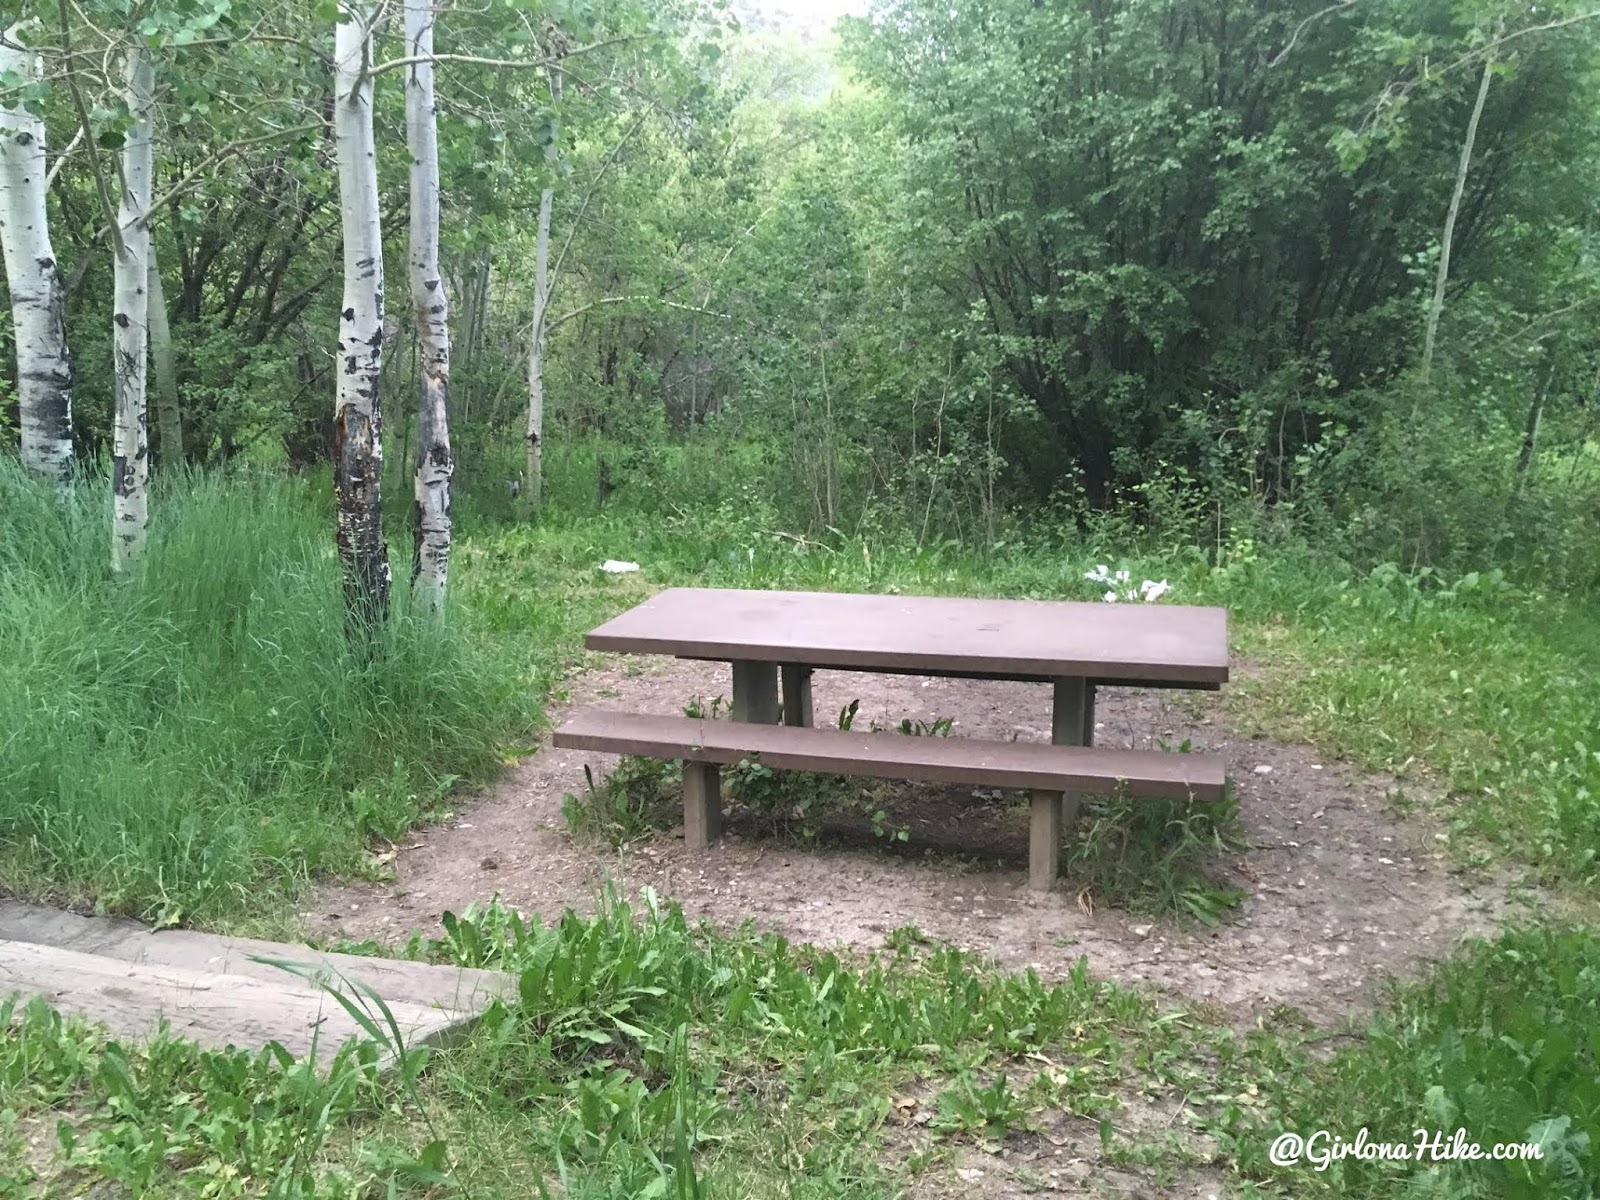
[
  {"x1": 1029, "y1": 789, "x2": 1061, "y2": 891},
  {"x1": 780, "y1": 664, "x2": 814, "y2": 727},
  {"x1": 683, "y1": 761, "x2": 722, "y2": 850},
  {"x1": 1051, "y1": 677, "x2": 1092, "y2": 841},
  {"x1": 732, "y1": 661, "x2": 781, "y2": 724}
]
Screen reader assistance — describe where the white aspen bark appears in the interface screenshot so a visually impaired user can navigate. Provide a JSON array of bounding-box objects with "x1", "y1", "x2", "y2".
[
  {"x1": 1421, "y1": 52, "x2": 1493, "y2": 386},
  {"x1": 334, "y1": 3, "x2": 391, "y2": 626},
  {"x1": 527, "y1": 184, "x2": 550, "y2": 509},
  {"x1": 147, "y1": 247, "x2": 181, "y2": 464},
  {"x1": 525, "y1": 66, "x2": 561, "y2": 512},
  {"x1": 0, "y1": 24, "x2": 73, "y2": 489},
  {"x1": 405, "y1": 0, "x2": 452, "y2": 611},
  {"x1": 111, "y1": 47, "x2": 154, "y2": 572}
]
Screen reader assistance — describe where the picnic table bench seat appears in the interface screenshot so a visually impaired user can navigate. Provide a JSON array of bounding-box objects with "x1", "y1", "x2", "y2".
[{"x1": 552, "y1": 708, "x2": 1226, "y2": 889}]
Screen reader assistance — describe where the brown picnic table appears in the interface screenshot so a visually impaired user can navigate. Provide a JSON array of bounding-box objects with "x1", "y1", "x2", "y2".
[{"x1": 554, "y1": 587, "x2": 1229, "y2": 890}]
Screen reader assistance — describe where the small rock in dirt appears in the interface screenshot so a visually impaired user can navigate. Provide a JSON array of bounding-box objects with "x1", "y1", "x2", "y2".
[
  {"x1": 1253, "y1": 764, "x2": 1273, "y2": 775},
  {"x1": 480, "y1": 856, "x2": 499, "y2": 870},
  {"x1": 956, "y1": 1168, "x2": 984, "y2": 1183},
  {"x1": 1131, "y1": 924, "x2": 1154, "y2": 938}
]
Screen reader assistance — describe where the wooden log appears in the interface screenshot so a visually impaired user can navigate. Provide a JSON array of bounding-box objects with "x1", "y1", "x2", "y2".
[
  {"x1": 0, "y1": 901, "x2": 512, "y2": 1013},
  {"x1": 0, "y1": 940, "x2": 483, "y2": 1067}
]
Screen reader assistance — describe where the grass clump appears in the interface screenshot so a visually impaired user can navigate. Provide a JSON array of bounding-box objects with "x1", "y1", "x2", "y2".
[
  {"x1": 0, "y1": 992, "x2": 402, "y2": 1198},
  {"x1": 1066, "y1": 787, "x2": 1246, "y2": 924},
  {"x1": 397, "y1": 893, "x2": 1215, "y2": 1197},
  {"x1": 0, "y1": 463, "x2": 528, "y2": 930}
]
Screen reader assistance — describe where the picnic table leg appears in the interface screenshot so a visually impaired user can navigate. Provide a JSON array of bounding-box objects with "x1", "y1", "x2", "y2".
[
  {"x1": 780, "y1": 664, "x2": 814, "y2": 727},
  {"x1": 683, "y1": 761, "x2": 722, "y2": 850},
  {"x1": 1029, "y1": 789, "x2": 1061, "y2": 891},
  {"x1": 731, "y1": 661, "x2": 781, "y2": 725},
  {"x1": 1032, "y1": 676, "x2": 1093, "y2": 890}
]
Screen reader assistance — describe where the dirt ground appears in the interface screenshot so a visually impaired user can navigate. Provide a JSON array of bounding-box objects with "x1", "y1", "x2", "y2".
[{"x1": 313, "y1": 654, "x2": 1528, "y2": 1026}]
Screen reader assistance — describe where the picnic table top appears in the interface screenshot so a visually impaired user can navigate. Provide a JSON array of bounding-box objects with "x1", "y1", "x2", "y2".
[{"x1": 585, "y1": 588, "x2": 1228, "y2": 686}]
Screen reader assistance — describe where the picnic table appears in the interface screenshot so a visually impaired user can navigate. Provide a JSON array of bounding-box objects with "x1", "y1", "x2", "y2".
[{"x1": 554, "y1": 588, "x2": 1229, "y2": 890}]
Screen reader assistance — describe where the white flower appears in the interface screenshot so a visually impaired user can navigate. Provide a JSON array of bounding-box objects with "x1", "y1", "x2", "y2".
[{"x1": 1104, "y1": 590, "x2": 1118, "y2": 602}]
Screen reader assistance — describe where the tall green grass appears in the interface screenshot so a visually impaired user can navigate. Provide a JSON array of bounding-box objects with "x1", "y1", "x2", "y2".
[{"x1": 0, "y1": 463, "x2": 528, "y2": 929}]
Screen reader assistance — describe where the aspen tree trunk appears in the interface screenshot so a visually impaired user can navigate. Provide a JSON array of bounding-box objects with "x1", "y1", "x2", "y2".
[
  {"x1": 111, "y1": 47, "x2": 154, "y2": 572},
  {"x1": 456, "y1": 252, "x2": 489, "y2": 420},
  {"x1": 147, "y1": 248, "x2": 182, "y2": 464},
  {"x1": 525, "y1": 66, "x2": 561, "y2": 513},
  {"x1": 405, "y1": 0, "x2": 452, "y2": 611},
  {"x1": 0, "y1": 24, "x2": 73, "y2": 490},
  {"x1": 333, "y1": 3, "x2": 391, "y2": 628},
  {"x1": 1514, "y1": 358, "x2": 1553, "y2": 499},
  {"x1": 1420, "y1": 52, "x2": 1494, "y2": 386}
]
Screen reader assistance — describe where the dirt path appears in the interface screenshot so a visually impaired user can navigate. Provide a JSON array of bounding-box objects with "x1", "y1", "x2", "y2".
[{"x1": 313, "y1": 654, "x2": 1527, "y2": 1027}]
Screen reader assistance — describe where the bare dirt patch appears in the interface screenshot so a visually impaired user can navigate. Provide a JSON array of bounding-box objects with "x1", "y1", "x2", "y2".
[{"x1": 312, "y1": 653, "x2": 1530, "y2": 1027}]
